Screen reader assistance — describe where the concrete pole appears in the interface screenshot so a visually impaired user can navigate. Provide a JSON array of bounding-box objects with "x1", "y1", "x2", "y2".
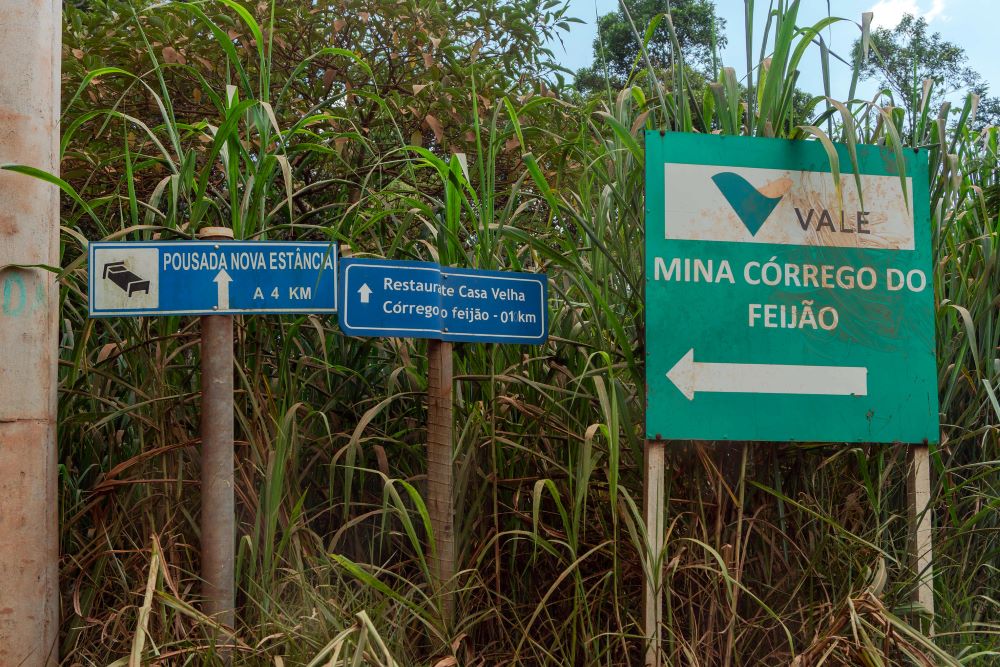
[
  {"x1": 198, "y1": 227, "x2": 236, "y2": 653},
  {"x1": 0, "y1": 2, "x2": 62, "y2": 665}
]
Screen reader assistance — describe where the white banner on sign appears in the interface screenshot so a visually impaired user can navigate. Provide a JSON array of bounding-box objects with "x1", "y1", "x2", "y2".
[{"x1": 663, "y1": 163, "x2": 915, "y2": 250}]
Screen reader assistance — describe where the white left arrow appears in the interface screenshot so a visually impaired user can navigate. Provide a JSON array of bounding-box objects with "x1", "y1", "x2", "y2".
[
  {"x1": 666, "y1": 348, "x2": 867, "y2": 400},
  {"x1": 213, "y1": 268, "x2": 232, "y2": 310},
  {"x1": 358, "y1": 283, "x2": 372, "y2": 304}
]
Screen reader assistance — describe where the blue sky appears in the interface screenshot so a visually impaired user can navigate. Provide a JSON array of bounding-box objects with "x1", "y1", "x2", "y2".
[{"x1": 551, "y1": 0, "x2": 999, "y2": 102}]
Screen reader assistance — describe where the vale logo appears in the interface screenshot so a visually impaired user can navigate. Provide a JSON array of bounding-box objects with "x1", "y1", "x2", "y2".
[{"x1": 711, "y1": 172, "x2": 791, "y2": 236}]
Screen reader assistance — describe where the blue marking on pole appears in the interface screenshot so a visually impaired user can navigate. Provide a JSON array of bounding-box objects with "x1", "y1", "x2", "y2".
[
  {"x1": 338, "y1": 258, "x2": 548, "y2": 344},
  {"x1": 88, "y1": 241, "x2": 338, "y2": 317}
]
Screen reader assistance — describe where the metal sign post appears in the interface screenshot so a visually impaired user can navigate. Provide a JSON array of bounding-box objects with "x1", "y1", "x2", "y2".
[
  {"x1": 642, "y1": 132, "x2": 939, "y2": 663},
  {"x1": 198, "y1": 227, "x2": 236, "y2": 646},
  {"x1": 0, "y1": 1, "x2": 61, "y2": 664},
  {"x1": 427, "y1": 338, "x2": 455, "y2": 618},
  {"x1": 88, "y1": 234, "x2": 339, "y2": 649},
  {"x1": 643, "y1": 440, "x2": 666, "y2": 667},
  {"x1": 908, "y1": 445, "x2": 935, "y2": 628},
  {"x1": 339, "y1": 257, "x2": 549, "y2": 621}
]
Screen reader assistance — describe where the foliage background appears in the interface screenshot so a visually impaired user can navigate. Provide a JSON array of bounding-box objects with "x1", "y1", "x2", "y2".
[{"x1": 34, "y1": 0, "x2": 1000, "y2": 664}]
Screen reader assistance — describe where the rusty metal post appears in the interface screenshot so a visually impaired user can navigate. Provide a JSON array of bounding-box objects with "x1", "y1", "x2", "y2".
[
  {"x1": 427, "y1": 338, "x2": 455, "y2": 620},
  {"x1": 198, "y1": 227, "x2": 236, "y2": 648},
  {"x1": 0, "y1": 1, "x2": 62, "y2": 665}
]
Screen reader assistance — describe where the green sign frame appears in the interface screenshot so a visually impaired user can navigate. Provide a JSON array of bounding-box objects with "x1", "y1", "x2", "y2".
[{"x1": 645, "y1": 132, "x2": 938, "y2": 444}]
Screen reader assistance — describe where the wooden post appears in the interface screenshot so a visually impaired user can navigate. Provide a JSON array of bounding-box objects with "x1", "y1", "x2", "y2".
[
  {"x1": 198, "y1": 227, "x2": 236, "y2": 654},
  {"x1": 644, "y1": 440, "x2": 666, "y2": 666},
  {"x1": 427, "y1": 338, "x2": 455, "y2": 620},
  {"x1": 0, "y1": 1, "x2": 61, "y2": 664},
  {"x1": 907, "y1": 444, "x2": 934, "y2": 629}
]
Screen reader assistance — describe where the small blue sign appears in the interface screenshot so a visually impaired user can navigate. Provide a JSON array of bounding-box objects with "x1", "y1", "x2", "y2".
[
  {"x1": 339, "y1": 259, "x2": 548, "y2": 344},
  {"x1": 89, "y1": 241, "x2": 337, "y2": 317}
]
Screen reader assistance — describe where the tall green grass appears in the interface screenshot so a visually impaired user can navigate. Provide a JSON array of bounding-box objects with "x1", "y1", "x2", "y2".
[{"x1": 6, "y1": 0, "x2": 997, "y2": 663}]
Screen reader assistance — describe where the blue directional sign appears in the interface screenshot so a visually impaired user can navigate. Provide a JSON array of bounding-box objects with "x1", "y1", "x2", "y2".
[
  {"x1": 88, "y1": 241, "x2": 337, "y2": 317},
  {"x1": 339, "y1": 259, "x2": 548, "y2": 344}
]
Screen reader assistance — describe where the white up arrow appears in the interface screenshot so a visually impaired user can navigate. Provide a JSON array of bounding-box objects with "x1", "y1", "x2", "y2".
[
  {"x1": 213, "y1": 268, "x2": 232, "y2": 310},
  {"x1": 666, "y1": 348, "x2": 867, "y2": 400},
  {"x1": 358, "y1": 283, "x2": 372, "y2": 304}
]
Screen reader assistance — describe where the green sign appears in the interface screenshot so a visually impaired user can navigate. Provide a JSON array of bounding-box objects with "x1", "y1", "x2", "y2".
[{"x1": 645, "y1": 132, "x2": 938, "y2": 444}]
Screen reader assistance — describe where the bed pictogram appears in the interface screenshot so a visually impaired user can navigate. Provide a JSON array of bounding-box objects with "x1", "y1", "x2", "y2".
[{"x1": 102, "y1": 261, "x2": 151, "y2": 297}]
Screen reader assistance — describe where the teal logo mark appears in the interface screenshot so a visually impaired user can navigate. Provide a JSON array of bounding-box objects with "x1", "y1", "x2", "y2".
[{"x1": 711, "y1": 172, "x2": 784, "y2": 236}]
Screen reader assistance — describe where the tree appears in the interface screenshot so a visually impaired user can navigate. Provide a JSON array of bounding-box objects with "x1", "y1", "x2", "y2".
[
  {"x1": 574, "y1": 0, "x2": 725, "y2": 96},
  {"x1": 856, "y1": 14, "x2": 983, "y2": 142},
  {"x1": 61, "y1": 0, "x2": 576, "y2": 235}
]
